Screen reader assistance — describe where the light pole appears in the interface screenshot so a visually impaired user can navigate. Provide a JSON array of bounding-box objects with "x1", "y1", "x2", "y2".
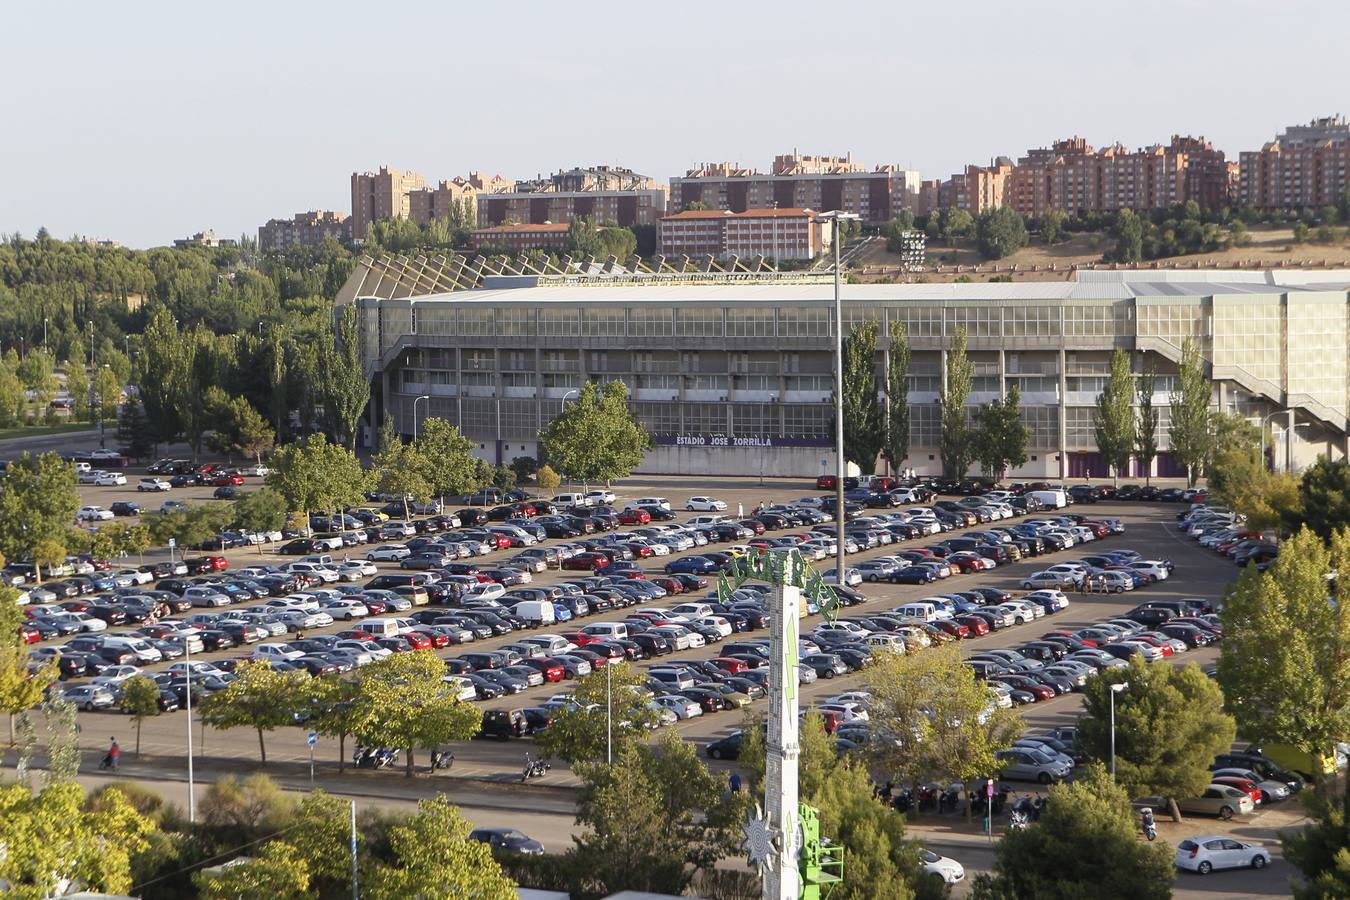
[
  {"x1": 1257, "y1": 410, "x2": 1285, "y2": 471},
  {"x1": 821, "y1": 211, "x2": 860, "y2": 588},
  {"x1": 562, "y1": 388, "x2": 579, "y2": 405},
  {"x1": 412, "y1": 395, "x2": 430, "y2": 440},
  {"x1": 43, "y1": 318, "x2": 48, "y2": 352},
  {"x1": 605, "y1": 661, "x2": 613, "y2": 766},
  {"x1": 1109, "y1": 681, "x2": 1129, "y2": 780},
  {"x1": 185, "y1": 638, "x2": 196, "y2": 823}
]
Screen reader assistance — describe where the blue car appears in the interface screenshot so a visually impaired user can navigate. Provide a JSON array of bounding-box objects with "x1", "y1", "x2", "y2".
[
  {"x1": 665, "y1": 555, "x2": 716, "y2": 575},
  {"x1": 550, "y1": 602, "x2": 574, "y2": 622},
  {"x1": 891, "y1": 566, "x2": 936, "y2": 584}
]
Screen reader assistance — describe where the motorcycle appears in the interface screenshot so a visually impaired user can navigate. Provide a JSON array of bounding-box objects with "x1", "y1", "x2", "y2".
[
  {"x1": 1141, "y1": 810, "x2": 1157, "y2": 842},
  {"x1": 521, "y1": 753, "x2": 550, "y2": 782},
  {"x1": 430, "y1": 749, "x2": 455, "y2": 770},
  {"x1": 354, "y1": 746, "x2": 398, "y2": 769},
  {"x1": 1008, "y1": 809, "x2": 1030, "y2": 830}
]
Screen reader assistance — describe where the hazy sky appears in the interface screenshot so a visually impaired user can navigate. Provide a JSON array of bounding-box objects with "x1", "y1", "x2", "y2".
[{"x1": 2, "y1": 0, "x2": 1346, "y2": 248}]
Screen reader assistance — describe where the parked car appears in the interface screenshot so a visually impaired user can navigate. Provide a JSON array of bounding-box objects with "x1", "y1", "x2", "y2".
[{"x1": 1174, "y1": 835, "x2": 1272, "y2": 874}]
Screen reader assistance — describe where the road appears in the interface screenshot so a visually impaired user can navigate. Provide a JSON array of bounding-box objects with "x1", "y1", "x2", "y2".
[{"x1": 11, "y1": 466, "x2": 1303, "y2": 896}]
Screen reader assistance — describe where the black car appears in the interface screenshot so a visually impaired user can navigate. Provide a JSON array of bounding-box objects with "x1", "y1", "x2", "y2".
[
  {"x1": 110, "y1": 501, "x2": 141, "y2": 517},
  {"x1": 705, "y1": 732, "x2": 744, "y2": 760},
  {"x1": 279, "y1": 539, "x2": 317, "y2": 555},
  {"x1": 629, "y1": 633, "x2": 673, "y2": 657},
  {"x1": 478, "y1": 708, "x2": 529, "y2": 740}
]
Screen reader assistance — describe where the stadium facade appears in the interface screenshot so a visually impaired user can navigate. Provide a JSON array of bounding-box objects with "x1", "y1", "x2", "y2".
[{"x1": 337, "y1": 256, "x2": 1350, "y2": 478}]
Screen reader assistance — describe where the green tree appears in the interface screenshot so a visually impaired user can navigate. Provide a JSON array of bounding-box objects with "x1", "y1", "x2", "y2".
[
  {"x1": 1296, "y1": 457, "x2": 1350, "y2": 539},
  {"x1": 371, "y1": 419, "x2": 432, "y2": 520},
  {"x1": 976, "y1": 207, "x2": 1029, "y2": 260},
  {"x1": 492, "y1": 464, "x2": 517, "y2": 491},
  {"x1": 116, "y1": 400, "x2": 154, "y2": 461},
  {"x1": 884, "y1": 321, "x2": 911, "y2": 473},
  {"x1": 939, "y1": 326, "x2": 974, "y2": 479},
  {"x1": 0, "y1": 780, "x2": 156, "y2": 899},
  {"x1": 538, "y1": 380, "x2": 650, "y2": 487},
  {"x1": 1229, "y1": 219, "x2": 1251, "y2": 246},
  {"x1": 1168, "y1": 336, "x2": 1211, "y2": 486},
  {"x1": 1092, "y1": 349, "x2": 1137, "y2": 481},
  {"x1": 1040, "y1": 208, "x2": 1068, "y2": 245},
  {"x1": 882, "y1": 212, "x2": 917, "y2": 253},
  {"x1": 353, "y1": 651, "x2": 481, "y2": 776},
  {"x1": 65, "y1": 364, "x2": 89, "y2": 422},
  {"x1": 0, "y1": 452, "x2": 80, "y2": 582},
  {"x1": 200, "y1": 660, "x2": 314, "y2": 763},
  {"x1": 16, "y1": 348, "x2": 56, "y2": 410},
  {"x1": 536, "y1": 464, "x2": 561, "y2": 491},
  {"x1": 866, "y1": 646, "x2": 1021, "y2": 815},
  {"x1": 1283, "y1": 781, "x2": 1350, "y2": 899},
  {"x1": 413, "y1": 417, "x2": 481, "y2": 503},
  {"x1": 534, "y1": 663, "x2": 665, "y2": 765},
  {"x1": 232, "y1": 488, "x2": 289, "y2": 549},
  {"x1": 598, "y1": 225, "x2": 638, "y2": 261},
  {"x1": 509, "y1": 455, "x2": 537, "y2": 484},
  {"x1": 0, "y1": 365, "x2": 24, "y2": 427},
  {"x1": 0, "y1": 589, "x2": 57, "y2": 743},
  {"x1": 1110, "y1": 209, "x2": 1144, "y2": 263},
  {"x1": 118, "y1": 675, "x2": 162, "y2": 757},
  {"x1": 310, "y1": 674, "x2": 365, "y2": 773},
  {"x1": 567, "y1": 217, "x2": 605, "y2": 258},
  {"x1": 838, "y1": 319, "x2": 883, "y2": 472},
  {"x1": 368, "y1": 795, "x2": 516, "y2": 899},
  {"x1": 969, "y1": 763, "x2": 1174, "y2": 900},
  {"x1": 317, "y1": 306, "x2": 370, "y2": 450},
  {"x1": 1294, "y1": 222, "x2": 1311, "y2": 243},
  {"x1": 266, "y1": 433, "x2": 368, "y2": 523},
  {"x1": 1207, "y1": 447, "x2": 1302, "y2": 532},
  {"x1": 1218, "y1": 529, "x2": 1350, "y2": 784},
  {"x1": 207, "y1": 389, "x2": 275, "y2": 463},
  {"x1": 91, "y1": 366, "x2": 122, "y2": 435},
  {"x1": 971, "y1": 384, "x2": 1029, "y2": 482},
  {"x1": 1076, "y1": 656, "x2": 1236, "y2": 821},
  {"x1": 1134, "y1": 362, "x2": 1159, "y2": 484},
  {"x1": 1209, "y1": 409, "x2": 1262, "y2": 459},
  {"x1": 193, "y1": 840, "x2": 311, "y2": 900},
  {"x1": 572, "y1": 730, "x2": 746, "y2": 897}
]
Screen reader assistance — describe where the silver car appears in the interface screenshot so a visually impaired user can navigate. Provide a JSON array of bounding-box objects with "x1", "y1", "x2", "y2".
[{"x1": 995, "y1": 747, "x2": 1071, "y2": 784}]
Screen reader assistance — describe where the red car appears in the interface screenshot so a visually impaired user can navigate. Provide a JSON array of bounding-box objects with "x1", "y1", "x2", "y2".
[
  {"x1": 739, "y1": 520, "x2": 766, "y2": 536},
  {"x1": 945, "y1": 552, "x2": 987, "y2": 574},
  {"x1": 711, "y1": 657, "x2": 749, "y2": 674},
  {"x1": 933, "y1": 620, "x2": 970, "y2": 640},
  {"x1": 519, "y1": 657, "x2": 565, "y2": 682},
  {"x1": 617, "y1": 509, "x2": 651, "y2": 525},
  {"x1": 409, "y1": 626, "x2": 450, "y2": 649},
  {"x1": 1130, "y1": 634, "x2": 1175, "y2": 656},
  {"x1": 624, "y1": 543, "x2": 655, "y2": 559},
  {"x1": 16, "y1": 624, "x2": 39, "y2": 644},
  {"x1": 204, "y1": 555, "x2": 228, "y2": 571},
  {"x1": 1211, "y1": 776, "x2": 1263, "y2": 805},
  {"x1": 560, "y1": 632, "x2": 600, "y2": 647},
  {"x1": 211, "y1": 473, "x2": 246, "y2": 487},
  {"x1": 993, "y1": 676, "x2": 1054, "y2": 702},
  {"x1": 954, "y1": 615, "x2": 990, "y2": 636},
  {"x1": 561, "y1": 552, "x2": 608, "y2": 571},
  {"x1": 648, "y1": 577, "x2": 683, "y2": 595}
]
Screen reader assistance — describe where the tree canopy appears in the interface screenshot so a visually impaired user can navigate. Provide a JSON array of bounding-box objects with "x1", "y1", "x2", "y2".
[
  {"x1": 976, "y1": 207, "x2": 1029, "y2": 260},
  {"x1": 538, "y1": 380, "x2": 650, "y2": 486},
  {"x1": 939, "y1": 326, "x2": 974, "y2": 479},
  {"x1": 1092, "y1": 349, "x2": 1136, "y2": 479},
  {"x1": 972, "y1": 385, "x2": 1029, "y2": 482},
  {"x1": 1167, "y1": 336, "x2": 1211, "y2": 487},
  {"x1": 839, "y1": 319, "x2": 883, "y2": 472}
]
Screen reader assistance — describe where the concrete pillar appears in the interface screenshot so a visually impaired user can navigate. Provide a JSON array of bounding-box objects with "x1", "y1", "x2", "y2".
[
  {"x1": 763, "y1": 577, "x2": 802, "y2": 900},
  {"x1": 1057, "y1": 347, "x2": 1069, "y2": 480}
]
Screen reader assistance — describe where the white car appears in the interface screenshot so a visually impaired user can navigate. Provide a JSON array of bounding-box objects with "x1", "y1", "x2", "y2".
[
  {"x1": 1128, "y1": 560, "x2": 1171, "y2": 581},
  {"x1": 686, "y1": 496, "x2": 728, "y2": 512},
  {"x1": 137, "y1": 477, "x2": 172, "y2": 492},
  {"x1": 94, "y1": 471, "x2": 127, "y2": 486},
  {"x1": 77, "y1": 470, "x2": 101, "y2": 484},
  {"x1": 89, "y1": 448, "x2": 123, "y2": 462},
  {"x1": 821, "y1": 567, "x2": 863, "y2": 587},
  {"x1": 652, "y1": 695, "x2": 702, "y2": 719},
  {"x1": 254, "y1": 642, "x2": 304, "y2": 663},
  {"x1": 631, "y1": 497, "x2": 672, "y2": 511},
  {"x1": 817, "y1": 701, "x2": 869, "y2": 724},
  {"x1": 77, "y1": 505, "x2": 114, "y2": 522},
  {"x1": 366, "y1": 544, "x2": 411, "y2": 562},
  {"x1": 1175, "y1": 835, "x2": 1271, "y2": 874},
  {"x1": 586, "y1": 489, "x2": 617, "y2": 505},
  {"x1": 238, "y1": 464, "x2": 272, "y2": 477},
  {"x1": 920, "y1": 849, "x2": 965, "y2": 885},
  {"x1": 338, "y1": 560, "x2": 377, "y2": 578},
  {"x1": 92, "y1": 665, "x2": 144, "y2": 687}
]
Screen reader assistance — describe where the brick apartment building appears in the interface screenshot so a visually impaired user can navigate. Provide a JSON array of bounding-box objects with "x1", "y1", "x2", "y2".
[
  {"x1": 471, "y1": 222, "x2": 571, "y2": 253},
  {"x1": 350, "y1": 166, "x2": 427, "y2": 240},
  {"x1": 1239, "y1": 116, "x2": 1350, "y2": 210},
  {"x1": 668, "y1": 153, "x2": 920, "y2": 226},
  {"x1": 409, "y1": 173, "x2": 515, "y2": 227},
  {"x1": 944, "y1": 136, "x2": 1234, "y2": 217},
  {"x1": 476, "y1": 166, "x2": 667, "y2": 229},
  {"x1": 658, "y1": 208, "x2": 832, "y2": 261},
  {"x1": 257, "y1": 210, "x2": 349, "y2": 251}
]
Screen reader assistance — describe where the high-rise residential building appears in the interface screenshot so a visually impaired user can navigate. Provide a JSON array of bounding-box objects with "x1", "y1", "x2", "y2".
[
  {"x1": 476, "y1": 166, "x2": 667, "y2": 229},
  {"x1": 945, "y1": 136, "x2": 1233, "y2": 217},
  {"x1": 257, "y1": 211, "x2": 349, "y2": 251},
  {"x1": 669, "y1": 152, "x2": 920, "y2": 226},
  {"x1": 1239, "y1": 116, "x2": 1350, "y2": 210},
  {"x1": 350, "y1": 166, "x2": 427, "y2": 240},
  {"x1": 658, "y1": 208, "x2": 832, "y2": 261},
  {"x1": 408, "y1": 173, "x2": 515, "y2": 227}
]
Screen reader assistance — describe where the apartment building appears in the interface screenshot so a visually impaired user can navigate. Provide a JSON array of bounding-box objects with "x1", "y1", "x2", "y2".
[
  {"x1": 658, "y1": 208, "x2": 831, "y2": 261},
  {"x1": 172, "y1": 229, "x2": 235, "y2": 249},
  {"x1": 476, "y1": 166, "x2": 667, "y2": 229},
  {"x1": 408, "y1": 173, "x2": 515, "y2": 227},
  {"x1": 1239, "y1": 116, "x2": 1350, "y2": 210},
  {"x1": 668, "y1": 153, "x2": 921, "y2": 226},
  {"x1": 340, "y1": 261, "x2": 1350, "y2": 477},
  {"x1": 947, "y1": 136, "x2": 1233, "y2": 217},
  {"x1": 471, "y1": 222, "x2": 571, "y2": 252},
  {"x1": 257, "y1": 211, "x2": 349, "y2": 251},
  {"x1": 350, "y1": 166, "x2": 427, "y2": 240}
]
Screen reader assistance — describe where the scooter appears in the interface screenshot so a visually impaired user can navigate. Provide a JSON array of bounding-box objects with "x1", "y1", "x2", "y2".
[
  {"x1": 1141, "y1": 810, "x2": 1157, "y2": 842},
  {"x1": 430, "y1": 749, "x2": 455, "y2": 770},
  {"x1": 1008, "y1": 809, "x2": 1030, "y2": 830}
]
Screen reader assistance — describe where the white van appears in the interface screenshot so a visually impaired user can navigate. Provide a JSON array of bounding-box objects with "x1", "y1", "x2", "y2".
[
  {"x1": 356, "y1": 618, "x2": 400, "y2": 638},
  {"x1": 552, "y1": 493, "x2": 595, "y2": 508},
  {"x1": 1028, "y1": 489, "x2": 1068, "y2": 509},
  {"x1": 892, "y1": 603, "x2": 941, "y2": 623},
  {"x1": 512, "y1": 600, "x2": 557, "y2": 627},
  {"x1": 102, "y1": 636, "x2": 163, "y2": 663},
  {"x1": 580, "y1": 621, "x2": 628, "y2": 641}
]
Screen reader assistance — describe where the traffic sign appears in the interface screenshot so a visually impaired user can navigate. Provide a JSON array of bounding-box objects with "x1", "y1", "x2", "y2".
[
  {"x1": 986, "y1": 779, "x2": 994, "y2": 798},
  {"x1": 307, "y1": 731, "x2": 317, "y2": 746},
  {"x1": 168, "y1": 538, "x2": 176, "y2": 548}
]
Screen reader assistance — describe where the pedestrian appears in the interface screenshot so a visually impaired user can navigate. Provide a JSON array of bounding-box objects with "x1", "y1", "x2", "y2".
[
  {"x1": 729, "y1": 772, "x2": 742, "y2": 794},
  {"x1": 107, "y1": 737, "x2": 120, "y2": 771}
]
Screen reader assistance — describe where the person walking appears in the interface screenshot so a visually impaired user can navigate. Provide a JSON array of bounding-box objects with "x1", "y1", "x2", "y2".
[
  {"x1": 107, "y1": 737, "x2": 120, "y2": 771},
  {"x1": 729, "y1": 772, "x2": 742, "y2": 794}
]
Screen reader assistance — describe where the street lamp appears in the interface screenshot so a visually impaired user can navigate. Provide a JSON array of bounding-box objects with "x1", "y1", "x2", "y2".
[
  {"x1": 1109, "y1": 681, "x2": 1129, "y2": 779},
  {"x1": 1257, "y1": 410, "x2": 1285, "y2": 472},
  {"x1": 185, "y1": 639, "x2": 196, "y2": 823},
  {"x1": 819, "y1": 211, "x2": 861, "y2": 589},
  {"x1": 412, "y1": 395, "x2": 430, "y2": 440},
  {"x1": 562, "y1": 388, "x2": 579, "y2": 405}
]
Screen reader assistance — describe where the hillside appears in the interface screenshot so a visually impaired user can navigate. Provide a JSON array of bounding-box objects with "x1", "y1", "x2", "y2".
[{"x1": 852, "y1": 225, "x2": 1350, "y2": 283}]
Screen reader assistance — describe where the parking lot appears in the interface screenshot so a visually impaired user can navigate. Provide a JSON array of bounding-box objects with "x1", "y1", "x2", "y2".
[{"x1": 10, "y1": 463, "x2": 1305, "y2": 896}]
